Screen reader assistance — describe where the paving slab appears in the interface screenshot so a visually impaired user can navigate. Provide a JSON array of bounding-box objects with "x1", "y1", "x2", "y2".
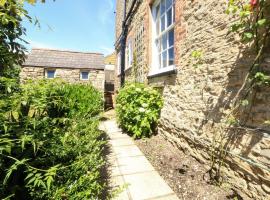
[
  {"x1": 109, "y1": 132, "x2": 130, "y2": 140},
  {"x1": 101, "y1": 120, "x2": 179, "y2": 200},
  {"x1": 110, "y1": 175, "x2": 130, "y2": 200},
  {"x1": 113, "y1": 145, "x2": 144, "y2": 158},
  {"x1": 124, "y1": 171, "x2": 175, "y2": 200},
  {"x1": 117, "y1": 155, "x2": 155, "y2": 175},
  {"x1": 110, "y1": 137, "x2": 135, "y2": 147}
]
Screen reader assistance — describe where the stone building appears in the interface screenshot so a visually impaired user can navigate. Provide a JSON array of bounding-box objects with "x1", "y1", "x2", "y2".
[
  {"x1": 115, "y1": 0, "x2": 270, "y2": 199},
  {"x1": 21, "y1": 48, "x2": 105, "y2": 91}
]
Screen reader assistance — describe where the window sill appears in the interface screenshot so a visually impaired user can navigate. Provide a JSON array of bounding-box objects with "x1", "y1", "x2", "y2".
[
  {"x1": 148, "y1": 65, "x2": 177, "y2": 78},
  {"x1": 125, "y1": 66, "x2": 132, "y2": 72}
]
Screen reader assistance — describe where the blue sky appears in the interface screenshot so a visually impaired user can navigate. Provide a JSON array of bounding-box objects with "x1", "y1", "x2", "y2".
[{"x1": 23, "y1": 0, "x2": 116, "y2": 56}]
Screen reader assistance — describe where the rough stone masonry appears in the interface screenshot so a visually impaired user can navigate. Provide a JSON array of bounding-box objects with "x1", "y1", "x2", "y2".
[
  {"x1": 115, "y1": 0, "x2": 270, "y2": 199},
  {"x1": 20, "y1": 48, "x2": 105, "y2": 91}
]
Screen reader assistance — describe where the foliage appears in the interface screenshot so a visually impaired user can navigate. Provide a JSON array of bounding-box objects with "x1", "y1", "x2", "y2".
[
  {"x1": 0, "y1": 0, "x2": 45, "y2": 74},
  {"x1": 0, "y1": 79, "x2": 106, "y2": 199},
  {"x1": 190, "y1": 50, "x2": 204, "y2": 68},
  {"x1": 226, "y1": 0, "x2": 270, "y2": 124},
  {"x1": 208, "y1": 0, "x2": 270, "y2": 184},
  {"x1": 116, "y1": 83, "x2": 163, "y2": 138},
  {"x1": 227, "y1": 0, "x2": 270, "y2": 88}
]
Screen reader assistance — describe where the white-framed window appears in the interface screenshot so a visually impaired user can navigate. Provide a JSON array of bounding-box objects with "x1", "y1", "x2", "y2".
[
  {"x1": 46, "y1": 69, "x2": 56, "y2": 79},
  {"x1": 80, "y1": 71, "x2": 89, "y2": 80},
  {"x1": 150, "y1": 0, "x2": 175, "y2": 75},
  {"x1": 117, "y1": 52, "x2": 121, "y2": 75},
  {"x1": 126, "y1": 39, "x2": 133, "y2": 69}
]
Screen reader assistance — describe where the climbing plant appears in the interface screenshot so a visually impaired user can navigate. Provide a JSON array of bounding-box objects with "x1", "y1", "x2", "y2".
[
  {"x1": 208, "y1": 0, "x2": 270, "y2": 184},
  {"x1": 227, "y1": 0, "x2": 270, "y2": 101}
]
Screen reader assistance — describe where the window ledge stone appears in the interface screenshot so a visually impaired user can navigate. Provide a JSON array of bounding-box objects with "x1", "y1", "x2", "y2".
[{"x1": 147, "y1": 66, "x2": 177, "y2": 78}]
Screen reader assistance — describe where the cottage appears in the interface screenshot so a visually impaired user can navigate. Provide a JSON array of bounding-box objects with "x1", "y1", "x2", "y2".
[
  {"x1": 115, "y1": 0, "x2": 270, "y2": 199},
  {"x1": 21, "y1": 48, "x2": 105, "y2": 91}
]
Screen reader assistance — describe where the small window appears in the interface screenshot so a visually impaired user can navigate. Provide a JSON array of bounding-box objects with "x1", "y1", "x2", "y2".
[
  {"x1": 46, "y1": 70, "x2": 55, "y2": 79},
  {"x1": 117, "y1": 52, "x2": 121, "y2": 75},
  {"x1": 126, "y1": 39, "x2": 133, "y2": 69},
  {"x1": 80, "y1": 71, "x2": 89, "y2": 80}
]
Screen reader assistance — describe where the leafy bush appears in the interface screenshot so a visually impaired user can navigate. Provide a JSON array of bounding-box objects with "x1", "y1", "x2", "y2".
[
  {"x1": 0, "y1": 79, "x2": 106, "y2": 199},
  {"x1": 116, "y1": 83, "x2": 163, "y2": 138}
]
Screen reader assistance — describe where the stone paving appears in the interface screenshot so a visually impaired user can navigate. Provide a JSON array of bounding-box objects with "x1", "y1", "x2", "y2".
[{"x1": 100, "y1": 119, "x2": 179, "y2": 200}]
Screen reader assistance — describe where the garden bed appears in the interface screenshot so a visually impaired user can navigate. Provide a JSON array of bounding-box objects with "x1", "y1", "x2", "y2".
[{"x1": 135, "y1": 134, "x2": 239, "y2": 200}]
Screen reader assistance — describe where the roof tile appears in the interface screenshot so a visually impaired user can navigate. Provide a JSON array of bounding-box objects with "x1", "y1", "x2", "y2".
[{"x1": 23, "y1": 48, "x2": 105, "y2": 70}]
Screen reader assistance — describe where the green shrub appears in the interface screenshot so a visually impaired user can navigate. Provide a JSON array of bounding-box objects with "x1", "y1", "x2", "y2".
[
  {"x1": 116, "y1": 83, "x2": 163, "y2": 138},
  {"x1": 0, "y1": 79, "x2": 106, "y2": 199}
]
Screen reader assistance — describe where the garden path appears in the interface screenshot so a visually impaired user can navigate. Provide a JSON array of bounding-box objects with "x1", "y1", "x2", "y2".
[{"x1": 99, "y1": 119, "x2": 179, "y2": 200}]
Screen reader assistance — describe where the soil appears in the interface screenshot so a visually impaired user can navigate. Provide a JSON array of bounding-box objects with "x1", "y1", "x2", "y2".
[{"x1": 134, "y1": 134, "x2": 240, "y2": 200}]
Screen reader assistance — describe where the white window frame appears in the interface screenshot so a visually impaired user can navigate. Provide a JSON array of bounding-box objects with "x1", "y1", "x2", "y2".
[
  {"x1": 117, "y1": 52, "x2": 121, "y2": 75},
  {"x1": 149, "y1": 0, "x2": 176, "y2": 77},
  {"x1": 125, "y1": 39, "x2": 133, "y2": 70},
  {"x1": 46, "y1": 69, "x2": 56, "y2": 79},
  {"x1": 80, "y1": 71, "x2": 89, "y2": 80}
]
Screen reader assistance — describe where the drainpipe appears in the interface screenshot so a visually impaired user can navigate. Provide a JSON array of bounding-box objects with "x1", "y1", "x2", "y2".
[
  {"x1": 120, "y1": 34, "x2": 127, "y2": 87},
  {"x1": 120, "y1": 0, "x2": 127, "y2": 87}
]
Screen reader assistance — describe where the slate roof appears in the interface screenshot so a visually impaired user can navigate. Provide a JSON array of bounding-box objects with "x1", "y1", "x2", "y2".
[{"x1": 23, "y1": 48, "x2": 105, "y2": 70}]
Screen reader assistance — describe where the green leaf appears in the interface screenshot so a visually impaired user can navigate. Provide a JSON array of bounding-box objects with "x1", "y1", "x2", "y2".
[
  {"x1": 0, "y1": 0, "x2": 7, "y2": 7},
  {"x1": 244, "y1": 32, "x2": 253, "y2": 39},
  {"x1": 7, "y1": 87, "x2": 11, "y2": 93},
  {"x1": 4, "y1": 159, "x2": 28, "y2": 185},
  {"x1": 257, "y1": 19, "x2": 266, "y2": 26},
  {"x1": 241, "y1": 100, "x2": 249, "y2": 106}
]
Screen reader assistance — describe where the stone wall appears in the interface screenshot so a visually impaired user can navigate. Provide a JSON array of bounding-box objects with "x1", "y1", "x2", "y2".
[
  {"x1": 20, "y1": 66, "x2": 104, "y2": 91},
  {"x1": 20, "y1": 66, "x2": 44, "y2": 81},
  {"x1": 115, "y1": 0, "x2": 124, "y2": 42},
  {"x1": 115, "y1": 0, "x2": 270, "y2": 199}
]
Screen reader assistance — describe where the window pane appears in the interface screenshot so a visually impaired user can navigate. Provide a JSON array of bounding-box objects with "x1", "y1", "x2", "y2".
[
  {"x1": 156, "y1": 19, "x2": 160, "y2": 35},
  {"x1": 162, "y1": 51, "x2": 167, "y2": 68},
  {"x1": 168, "y1": 28, "x2": 174, "y2": 47},
  {"x1": 161, "y1": 0, "x2": 165, "y2": 15},
  {"x1": 155, "y1": 4, "x2": 160, "y2": 19},
  {"x1": 173, "y1": 1, "x2": 175, "y2": 22},
  {"x1": 47, "y1": 70, "x2": 55, "y2": 78},
  {"x1": 155, "y1": 39, "x2": 161, "y2": 53},
  {"x1": 118, "y1": 53, "x2": 121, "y2": 74},
  {"x1": 161, "y1": 15, "x2": 165, "y2": 32},
  {"x1": 158, "y1": 53, "x2": 161, "y2": 69},
  {"x1": 162, "y1": 34, "x2": 167, "y2": 50},
  {"x1": 81, "y1": 72, "x2": 89, "y2": 80},
  {"x1": 168, "y1": 47, "x2": 174, "y2": 66},
  {"x1": 166, "y1": 0, "x2": 172, "y2": 9},
  {"x1": 167, "y1": 8, "x2": 172, "y2": 27}
]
